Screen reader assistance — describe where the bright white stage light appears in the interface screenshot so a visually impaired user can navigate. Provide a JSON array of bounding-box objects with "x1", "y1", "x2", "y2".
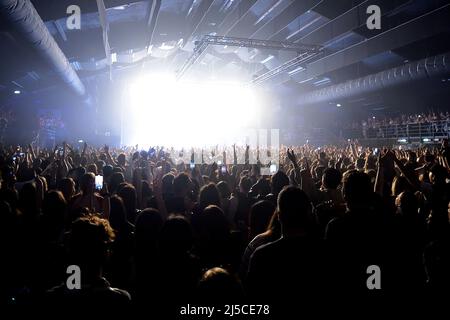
[{"x1": 122, "y1": 74, "x2": 259, "y2": 148}]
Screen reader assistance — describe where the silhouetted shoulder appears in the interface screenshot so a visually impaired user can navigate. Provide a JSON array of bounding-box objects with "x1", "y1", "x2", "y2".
[{"x1": 45, "y1": 278, "x2": 131, "y2": 306}]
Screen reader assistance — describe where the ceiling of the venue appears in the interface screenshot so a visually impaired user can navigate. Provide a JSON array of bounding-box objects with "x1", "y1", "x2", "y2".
[{"x1": 1, "y1": 0, "x2": 449, "y2": 107}]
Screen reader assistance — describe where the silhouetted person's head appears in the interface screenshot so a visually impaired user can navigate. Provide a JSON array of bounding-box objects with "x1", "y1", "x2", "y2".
[
  {"x1": 277, "y1": 186, "x2": 314, "y2": 237},
  {"x1": 391, "y1": 175, "x2": 410, "y2": 197},
  {"x1": 355, "y1": 158, "x2": 365, "y2": 171},
  {"x1": 216, "y1": 181, "x2": 231, "y2": 199},
  {"x1": 160, "y1": 215, "x2": 193, "y2": 255},
  {"x1": 109, "y1": 195, "x2": 128, "y2": 232},
  {"x1": 16, "y1": 166, "x2": 35, "y2": 182},
  {"x1": 249, "y1": 200, "x2": 275, "y2": 239},
  {"x1": 342, "y1": 170, "x2": 373, "y2": 211},
  {"x1": 18, "y1": 182, "x2": 38, "y2": 217},
  {"x1": 74, "y1": 166, "x2": 86, "y2": 184},
  {"x1": 86, "y1": 164, "x2": 97, "y2": 175},
  {"x1": 1, "y1": 165, "x2": 16, "y2": 188},
  {"x1": 314, "y1": 166, "x2": 326, "y2": 181},
  {"x1": 199, "y1": 183, "x2": 221, "y2": 211},
  {"x1": 96, "y1": 160, "x2": 105, "y2": 174},
  {"x1": 425, "y1": 153, "x2": 435, "y2": 163},
  {"x1": 58, "y1": 177, "x2": 75, "y2": 202},
  {"x1": 173, "y1": 173, "x2": 192, "y2": 197},
  {"x1": 140, "y1": 150, "x2": 148, "y2": 160},
  {"x1": 112, "y1": 167, "x2": 123, "y2": 174},
  {"x1": 42, "y1": 190, "x2": 67, "y2": 232},
  {"x1": 252, "y1": 178, "x2": 271, "y2": 197},
  {"x1": 395, "y1": 191, "x2": 419, "y2": 218},
  {"x1": 162, "y1": 173, "x2": 175, "y2": 196},
  {"x1": 197, "y1": 267, "x2": 243, "y2": 303},
  {"x1": 239, "y1": 176, "x2": 252, "y2": 194},
  {"x1": 117, "y1": 183, "x2": 137, "y2": 223},
  {"x1": 197, "y1": 205, "x2": 230, "y2": 244},
  {"x1": 429, "y1": 164, "x2": 448, "y2": 185},
  {"x1": 271, "y1": 171, "x2": 289, "y2": 196},
  {"x1": 117, "y1": 153, "x2": 126, "y2": 167},
  {"x1": 102, "y1": 165, "x2": 113, "y2": 180},
  {"x1": 322, "y1": 168, "x2": 342, "y2": 190},
  {"x1": 109, "y1": 172, "x2": 125, "y2": 194},
  {"x1": 407, "y1": 151, "x2": 417, "y2": 163},
  {"x1": 80, "y1": 173, "x2": 95, "y2": 195},
  {"x1": 135, "y1": 208, "x2": 163, "y2": 252},
  {"x1": 69, "y1": 215, "x2": 115, "y2": 281}
]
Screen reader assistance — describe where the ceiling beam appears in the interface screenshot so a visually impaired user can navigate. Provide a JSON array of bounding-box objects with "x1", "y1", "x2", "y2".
[
  {"x1": 292, "y1": 3, "x2": 450, "y2": 84},
  {"x1": 182, "y1": 0, "x2": 214, "y2": 47},
  {"x1": 145, "y1": 0, "x2": 161, "y2": 48},
  {"x1": 298, "y1": 0, "x2": 407, "y2": 45},
  {"x1": 96, "y1": 0, "x2": 112, "y2": 70},
  {"x1": 225, "y1": 0, "x2": 287, "y2": 38},
  {"x1": 30, "y1": 0, "x2": 143, "y2": 22},
  {"x1": 250, "y1": 0, "x2": 323, "y2": 40},
  {"x1": 276, "y1": 0, "x2": 431, "y2": 85},
  {"x1": 218, "y1": 0, "x2": 258, "y2": 35},
  {"x1": 53, "y1": 19, "x2": 67, "y2": 41}
]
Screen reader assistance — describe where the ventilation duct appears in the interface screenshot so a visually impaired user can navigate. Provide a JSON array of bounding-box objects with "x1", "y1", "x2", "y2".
[
  {"x1": 0, "y1": 0, "x2": 86, "y2": 96},
  {"x1": 300, "y1": 52, "x2": 450, "y2": 105}
]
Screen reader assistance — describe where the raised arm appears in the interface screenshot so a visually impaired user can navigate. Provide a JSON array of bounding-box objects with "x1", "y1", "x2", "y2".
[
  {"x1": 286, "y1": 148, "x2": 300, "y2": 186},
  {"x1": 374, "y1": 152, "x2": 384, "y2": 195},
  {"x1": 28, "y1": 143, "x2": 35, "y2": 161},
  {"x1": 245, "y1": 145, "x2": 250, "y2": 165},
  {"x1": 392, "y1": 152, "x2": 420, "y2": 191},
  {"x1": 133, "y1": 167, "x2": 143, "y2": 209},
  {"x1": 153, "y1": 169, "x2": 167, "y2": 220},
  {"x1": 81, "y1": 141, "x2": 87, "y2": 159},
  {"x1": 103, "y1": 145, "x2": 117, "y2": 166}
]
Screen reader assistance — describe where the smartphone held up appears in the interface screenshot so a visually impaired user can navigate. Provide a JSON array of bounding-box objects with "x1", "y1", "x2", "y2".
[{"x1": 95, "y1": 175, "x2": 103, "y2": 190}]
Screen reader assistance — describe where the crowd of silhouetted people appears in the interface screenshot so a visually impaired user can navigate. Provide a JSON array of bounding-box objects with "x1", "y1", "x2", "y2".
[
  {"x1": 339, "y1": 111, "x2": 450, "y2": 139},
  {"x1": 0, "y1": 139, "x2": 449, "y2": 312}
]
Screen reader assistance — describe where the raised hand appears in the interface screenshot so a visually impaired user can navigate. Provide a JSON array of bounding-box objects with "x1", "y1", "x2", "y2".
[
  {"x1": 153, "y1": 167, "x2": 167, "y2": 219},
  {"x1": 286, "y1": 148, "x2": 297, "y2": 165},
  {"x1": 211, "y1": 161, "x2": 218, "y2": 173},
  {"x1": 381, "y1": 149, "x2": 396, "y2": 166}
]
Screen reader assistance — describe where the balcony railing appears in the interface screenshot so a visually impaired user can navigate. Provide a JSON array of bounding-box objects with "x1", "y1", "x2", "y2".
[{"x1": 341, "y1": 120, "x2": 450, "y2": 140}]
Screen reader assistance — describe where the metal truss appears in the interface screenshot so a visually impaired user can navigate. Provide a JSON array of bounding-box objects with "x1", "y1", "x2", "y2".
[
  {"x1": 176, "y1": 35, "x2": 322, "y2": 81},
  {"x1": 200, "y1": 35, "x2": 321, "y2": 52},
  {"x1": 176, "y1": 41, "x2": 209, "y2": 80},
  {"x1": 252, "y1": 50, "x2": 323, "y2": 84}
]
